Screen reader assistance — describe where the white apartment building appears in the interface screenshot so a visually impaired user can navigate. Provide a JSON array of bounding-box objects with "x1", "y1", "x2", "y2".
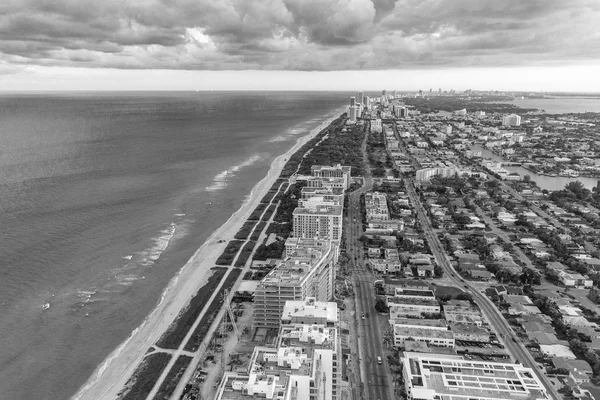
[
  {"x1": 365, "y1": 191, "x2": 389, "y2": 221},
  {"x1": 300, "y1": 187, "x2": 344, "y2": 207},
  {"x1": 311, "y1": 164, "x2": 352, "y2": 190},
  {"x1": 281, "y1": 297, "x2": 338, "y2": 326},
  {"x1": 253, "y1": 241, "x2": 336, "y2": 328},
  {"x1": 502, "y1": 114, "x2": 522, "y2": 126},
  {"x1": 415, "y1": 167, "x2": 459, "y2": 181},
  {"x1": 402, "y1": 352, "x2": 550, "y2": 400},
  {"x1": 293, "y1": 204, "x2": 343, "y2": 242}
]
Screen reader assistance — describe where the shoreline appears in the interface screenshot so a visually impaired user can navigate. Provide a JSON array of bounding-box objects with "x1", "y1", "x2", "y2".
[{"x1": 72, "y1": 107, "x2": 345, "y2": 400}]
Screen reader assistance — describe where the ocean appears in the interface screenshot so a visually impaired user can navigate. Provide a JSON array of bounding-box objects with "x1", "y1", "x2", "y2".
[{"x1": 0, "y1": 91, "x2": 346, "y2": 400}]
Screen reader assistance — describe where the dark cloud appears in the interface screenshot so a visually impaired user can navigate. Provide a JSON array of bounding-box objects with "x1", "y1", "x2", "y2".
[{"x1": 0, "y1": 0, "x2": 598, "y2": 71}]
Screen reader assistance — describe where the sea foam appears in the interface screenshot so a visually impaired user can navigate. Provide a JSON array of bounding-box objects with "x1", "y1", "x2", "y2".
[{"x1": 205, "y1": 154, "x2": 262, "y2": 192}]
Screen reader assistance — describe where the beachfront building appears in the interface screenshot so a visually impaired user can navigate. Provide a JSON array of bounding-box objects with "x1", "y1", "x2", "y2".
[
  {"x1": 311, "y1": 164, "x2": 352, "y2": 190},
  {"x1": 300, "y1": 186, "x2": 344, "y2": 206},
  {"x1": 292, "y1": 204, "x2": 343, "y2": 242},
  {"x1": 253, "y1": 241, "x2": 336, "y2": 329},
  {"x1": 402, "y1": 352, "x2": 550, "y2": 400},
  {"x1": 215, "y1": 342, "x2": 339, "y2": 400},
  {"x1": 348, "y1": 105, "x2": 358, "y2": 123},
  {"x1": 502, "y1": 114, "x2": 522, "y2": 126},
  {"x1": 216, "y1": 300, "x2": 341, "y2": 400},
  {"x1": 305, "y1": 176, "x2": 347, "y2": 192},
  {"x1": 280, "y1": 297, "x2": 338, "y2": 326}
]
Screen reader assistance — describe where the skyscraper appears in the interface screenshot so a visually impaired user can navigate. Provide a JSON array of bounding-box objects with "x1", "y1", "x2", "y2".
[
  {"x1": 350, "y1": 96, "x2": 355, "y2": 106},
  {"x1": 356, "y1": 91, "x2": 364, "y2": 104},
  {"x1": 348, "y1": 105, "x2": 357, "y2": 122}
]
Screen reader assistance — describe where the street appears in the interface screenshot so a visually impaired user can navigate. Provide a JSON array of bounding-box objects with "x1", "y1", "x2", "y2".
[
  {"x1": 344, "y1": 128, "x2": 396, "y2": 400},
  {"x1": 404, "y1": 179, "x2": 561, "y2": 400}
]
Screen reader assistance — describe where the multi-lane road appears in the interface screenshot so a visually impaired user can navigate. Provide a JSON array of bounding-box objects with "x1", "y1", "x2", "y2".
[
  {"x1": 344, "y1": 127, "x2": 395, "y2": 400},
  {"x1": 404, "y1": 180, "x2": 560, "y2": 400}
]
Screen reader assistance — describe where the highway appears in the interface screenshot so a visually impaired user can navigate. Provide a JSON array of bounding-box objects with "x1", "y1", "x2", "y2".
[
  {"x1": 404, "y1": 179, "x2": 560, "y2": 400},
  {"x1": 344, "y1": 126, "x2": 395, "y2": 400}
]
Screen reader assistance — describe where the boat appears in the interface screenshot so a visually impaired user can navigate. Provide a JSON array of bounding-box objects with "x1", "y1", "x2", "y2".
[{"x1": 42, "y1": 303, "x2": 50, "y2": 310}]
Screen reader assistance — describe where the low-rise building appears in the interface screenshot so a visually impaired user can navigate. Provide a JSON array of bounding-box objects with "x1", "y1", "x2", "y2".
[
  {"x1": 402, "y1": 352, "x2": 550, "y2": 400},
  {"x1": 559, "y1": 271, "x2": 593, "y2": 288},
  {"x1": 393, "y1": 325, "x2": 455, "y2": 348},
  {"x1": 443, "y1": 300, "x2": 484, "y2": 326},
  {"x1": 450, "y1": 323, "x2": 490, "y2": 343},
  {"x1": 281, "y1": 297, "x2": 338, "y2": 326},
  {"x1": 388, "y1": 296, "x2": 441, "y2": 319}
]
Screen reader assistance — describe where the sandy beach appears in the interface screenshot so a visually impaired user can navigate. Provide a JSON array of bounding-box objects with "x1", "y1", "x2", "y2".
[{"x1": 72, "y1": 109, "x2": 344, "y2": 400}]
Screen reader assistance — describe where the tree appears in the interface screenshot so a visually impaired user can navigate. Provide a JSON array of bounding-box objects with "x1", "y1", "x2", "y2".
[
  {"x1": 565, "y1": 180, "x2": 591, "y2": 201},
  {"x1": 520, "y1": 268, "x2": 541, "y2": 286},
  {"x1": 439, "y1": 294, "x2": 452, "y2": 302},
  {"x1": 523, "y1": 174, "x2": 531, "y2": 183},
  {"x1": 375, "y1": 298, "x2": 389, "y2": 313},
  {"x1": 456, "y1": 292, "x2": 473, "y2": 302},
  {"x1": 434, "y1": 264, "x2": 444, "y2": 277}
]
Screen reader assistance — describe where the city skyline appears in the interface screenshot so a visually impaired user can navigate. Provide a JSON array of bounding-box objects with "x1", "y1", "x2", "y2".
[{"x1": 1, "y1": 0, "x2": 599, "y2": 91}]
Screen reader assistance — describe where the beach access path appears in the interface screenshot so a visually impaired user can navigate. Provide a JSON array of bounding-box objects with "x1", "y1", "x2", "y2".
[
  {"x1": 74, "y1": 111, "x2": 344, "y2": 400},
  {"x1": 154, "y1": 180, "x2": 287, "y2": 400}
]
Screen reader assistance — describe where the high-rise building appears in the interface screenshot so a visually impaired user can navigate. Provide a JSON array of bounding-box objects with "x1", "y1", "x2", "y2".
[
  {"x1": 415, "y1": 167, "x2": 459, "y2": 181},
  {"x1": 293, "y1": 204, "x2": 343, "y2": 242},
  {"x1": 382, "y1": 90, "x2": 387, "y2": 97},
  {"x1": 502, "y1": 114, "x2": 521, "y2": 126},
  {"x1": 350, "y1": 96, "x2": 355, "y2": 106},
  {"x1": 348, "y1": 105, "x2": 357, "y2": 122},
  {"x1": 356, "y1": 91, "x2": 364, "y2": 104},
  {"x1": 218, "y1": 299, "x2": 341, "y2": 400},
  {"x1": 253, "y1": 240, "x2": 336, "y2": 328}
]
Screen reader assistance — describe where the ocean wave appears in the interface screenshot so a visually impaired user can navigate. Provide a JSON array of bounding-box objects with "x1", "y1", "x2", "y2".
[{"x1": 205, "y1": 154, "x2": 262, "y2": 192}]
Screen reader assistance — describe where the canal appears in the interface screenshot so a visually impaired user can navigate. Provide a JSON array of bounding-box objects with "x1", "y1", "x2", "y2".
[{"x1": 471, "y1": 145, "x2": 599, "y2": 191}]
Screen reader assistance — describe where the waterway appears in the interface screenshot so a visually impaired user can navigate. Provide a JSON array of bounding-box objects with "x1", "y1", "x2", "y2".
[
  {"x1": 472, "y1": 145, "x2": 599, "y2": 191},
  {"x1": 511, "y1": 97, "x2": 600, "y2": 114}
]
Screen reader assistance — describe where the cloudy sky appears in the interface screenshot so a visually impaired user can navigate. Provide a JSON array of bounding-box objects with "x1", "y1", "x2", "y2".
[{"x1": 1, "y1": 0, "x2": 599, "y2": 91}]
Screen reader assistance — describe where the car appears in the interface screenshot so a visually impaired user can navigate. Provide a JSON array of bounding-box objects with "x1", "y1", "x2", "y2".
[{"x1": 377, "y1": 356, "x2": 382, "y2": 365}]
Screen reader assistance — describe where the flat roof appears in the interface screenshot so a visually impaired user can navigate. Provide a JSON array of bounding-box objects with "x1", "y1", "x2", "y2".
[
  {"x1": 281, "y1": 298, "x2": 338, "y2": 322},
  {"x1": 450, "y1": 323, "x2": 489, "y2": 335},
  {"x1": 293, "y1": 205, "x2": 343, "y2": 216},
  {"x1": 403, "y1": 352, "x2": 548, "y2": 400},
  {"x1": 394, "y1": 325, "x2": 454, "y2": 339},
  {"x1": 388, "y1": 296, "x2": 440, "y2": 306}
]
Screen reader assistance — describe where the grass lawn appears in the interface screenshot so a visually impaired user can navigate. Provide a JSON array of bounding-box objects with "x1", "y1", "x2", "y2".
[
  {"x1": 433, "y1": 284, "x2": 465, "y2": 299},
  {"x1": 119, "y1": 353, "x2": 172, "y2": 400},
  {"x1": 215, "y1": 240, "x2": 245, "y2": 265},
  {"x1": 184, "y1": 269, "x2": 242, "y2": 352},
  {"x1": 156, "y1": 267, "x2": 228, "y2": 349},
  {"x1": 153, "y1": 355, "x2": 193, "y2": 400}
]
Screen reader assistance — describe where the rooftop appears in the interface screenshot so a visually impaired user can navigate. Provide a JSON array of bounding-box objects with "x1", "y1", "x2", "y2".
[
  {"x1": 281, "y1": 298, "x2": 338, "y2": 323},
  {"x1": 404, "y1": 352, "x2": 549, "y2": 400},
  {"x1": 388, "y1": 296, "x2": 440, "y2": 307},
  {"x1": 394, "y1": 325, "x2": 454, "y2": 339}
]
